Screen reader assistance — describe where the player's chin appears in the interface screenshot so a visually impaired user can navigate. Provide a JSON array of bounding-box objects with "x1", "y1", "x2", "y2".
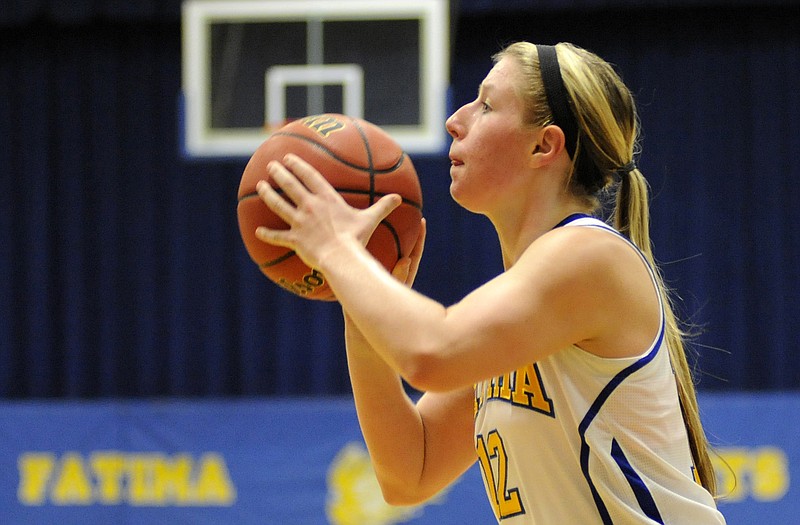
[
  {"x1": 449, "y1": 180, "x2": 475, "y2": 210},
  {"x1": 451, "y1": 179, "x2": 493, "y2": 215}
]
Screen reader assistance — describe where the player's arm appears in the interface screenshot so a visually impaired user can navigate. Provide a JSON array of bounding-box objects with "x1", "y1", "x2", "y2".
[
  {"x1": 327, "y1": 228, "x2": 614, "y2": 391},
  {"x1": 344, "y1": 314, "x2": 476, "y2": 505},
  {"x1": 343, "y1": 222, "x2": 476, "y2": 504},
  {"x1": 256, "y1": 154, "x2": 632, "y2": 391}
]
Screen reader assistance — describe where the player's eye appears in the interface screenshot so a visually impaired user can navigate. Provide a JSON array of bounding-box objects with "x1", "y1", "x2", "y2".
[{"x1": 481, "y1": 101, "x2": 491, "y2": 113}]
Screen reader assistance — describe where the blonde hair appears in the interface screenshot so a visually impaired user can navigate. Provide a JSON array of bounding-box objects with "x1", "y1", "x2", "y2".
[{"x1": 494, "y1": 41, "x2": 717, "y2": 496}]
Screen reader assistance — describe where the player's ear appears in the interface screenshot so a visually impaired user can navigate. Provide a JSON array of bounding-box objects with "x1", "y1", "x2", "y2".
[{"x1": 530, "y1": 125, "x2": 566, "y2": 168}]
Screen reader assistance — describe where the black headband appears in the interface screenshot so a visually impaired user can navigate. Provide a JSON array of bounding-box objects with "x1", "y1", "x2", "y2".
[{"x1": 536, "y1": 44, "x2": 579, "y2": 159}]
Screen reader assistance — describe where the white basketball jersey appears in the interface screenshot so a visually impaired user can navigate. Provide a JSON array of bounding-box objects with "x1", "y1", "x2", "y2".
[{"x1": 473, "y1": 215, "x2": 725, "y2": 524}]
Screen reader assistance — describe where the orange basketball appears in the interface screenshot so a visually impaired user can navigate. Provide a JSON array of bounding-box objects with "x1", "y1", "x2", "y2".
[{"x1": 237, "y1": 114, "x2": 423, "y2": 301}]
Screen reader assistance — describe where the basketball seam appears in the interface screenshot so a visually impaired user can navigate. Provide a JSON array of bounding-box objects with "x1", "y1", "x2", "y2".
[
  {"x1": 380, "y1": 219, "x2": 402, "y2": 260},
  {"x1": 270, "y1": 131, "x2": 406, "y2": 174},
  {"x1": 349, "y1": 117, "x2": 376, "y2": 205},
  {"x1": 237, "y1": 191, "x2": 422, "y2": 210},
  {"x1": 256, "y1": 223, "x2": 402, "y2": 267},
  {"x1": 259, "y1": 249, "x2": 296, "y2": 268}
]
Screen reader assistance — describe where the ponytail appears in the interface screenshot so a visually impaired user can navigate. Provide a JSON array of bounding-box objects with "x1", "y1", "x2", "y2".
[{"x1": 614, "y1": 168, "x2": 717, "y2": 496}]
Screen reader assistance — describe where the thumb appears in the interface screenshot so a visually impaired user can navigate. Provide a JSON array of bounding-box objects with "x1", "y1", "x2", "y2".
[
  {"x1": 366, "y1": 193, "x2": 402, "y2": 223},
  {"x1": 390, "y1": 256, "x2": 412, "y2": 284}
]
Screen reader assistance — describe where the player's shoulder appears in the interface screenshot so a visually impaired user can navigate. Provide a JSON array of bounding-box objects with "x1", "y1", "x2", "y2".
[
  {"x1": 510, "y1": 220, "x2": 651, "y2": 310},
  {"x1": 523, "y1": 219, "x2": 631, "y2": 271}
]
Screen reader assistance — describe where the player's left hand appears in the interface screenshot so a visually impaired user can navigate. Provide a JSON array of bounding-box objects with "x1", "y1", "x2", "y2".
[
  {"x1": 391, "y1": 218, "x2": 426, "y2": 287},
  {"x1": 255, "y1": 153, "x2": 401, "y2": 270}
]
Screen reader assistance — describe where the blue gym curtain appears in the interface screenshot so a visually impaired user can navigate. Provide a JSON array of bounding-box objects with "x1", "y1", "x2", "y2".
[{"x1": 1, "y1": 1, "x2": 798, "y2": 397}]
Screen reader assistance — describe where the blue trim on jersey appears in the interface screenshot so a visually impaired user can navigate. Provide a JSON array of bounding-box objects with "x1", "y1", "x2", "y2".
[
  {"x1": 552, "y1": 212, "x2": 592, "y2": 229},
  {"x1": 555, "y1": 215, "x2": 668, "y2": 524},
  {"x1": 577, "y1": 326, "x2": 665, "y2": 524},
  {"x1": 611, "y1": 438, "x2": 665, "y2": 523}
]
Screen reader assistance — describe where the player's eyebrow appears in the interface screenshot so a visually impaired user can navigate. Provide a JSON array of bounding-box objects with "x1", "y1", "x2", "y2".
[{"x1": 477, "y1": 81, "x2": 496, "y2": 99}]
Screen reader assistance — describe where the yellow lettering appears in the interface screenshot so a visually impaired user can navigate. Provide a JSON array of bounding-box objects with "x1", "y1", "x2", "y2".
[
  {"x1": 302, "y1": 115, "x2": 345, "y2": 138},
  {"x1": 16, "y1": 451, "x2": 236, "y2": 507},
  {"x1": 713, "y1": 446, "x2": 790, "y2": 503},
  {"x1": 477, "y1": 365, "x2": 554, "y2": 417},
  {"x1": 127, "y1": 453, "x2": 160, "y2": 505},
  {"x1": 511, "y1": 364, "x2": 535, "y2": 406},
  {"x1": 481, "y1": 381, "x2": 491, "y2": 407},
  {"x1": 691, "y1": 465, "x2": 701, "y2": 485},
  {"x1": 476, "y1": 431, "x2": 524, "y2": 520},
  {"x1": 51, "y1": 453, "x2": 92, "y2": 505},
  {"x1": 498, "y1": 374, "x2": 512, "y2": 400},
  {"x1": 153, "y1": 454, "x2": 192, "y2": 504},
  {"x1": 17, "y1": 453, "x2": 55, "y2": 505},
  {"x1": 751, "y1": 447, "x2": 789, "y2": 502},
  {"x1": 512, "y1": 364, "x2": 554, "y2": 415},
  {"x1": 713, "y1": 448, "x2": 748, "y2": 501},
  {"x1": 90, "y1": 452, "x2": 125, "y2": 504},
  {"x1": 194, "y1": 453, "x2": 237, "y2": 505}
]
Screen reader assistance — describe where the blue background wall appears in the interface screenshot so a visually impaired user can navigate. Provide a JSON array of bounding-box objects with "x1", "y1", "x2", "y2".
[
  {"x1": 0, "y1": 394, "x2": 796, "y2": 524},
  {"x1": 1, "y1": 1, "x2": 798, "y2": 395}
]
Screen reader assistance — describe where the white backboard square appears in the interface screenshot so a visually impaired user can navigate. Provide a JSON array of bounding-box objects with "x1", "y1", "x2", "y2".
[{"x1": 182, "y1": 0, "x2": 449, "y2": 158}]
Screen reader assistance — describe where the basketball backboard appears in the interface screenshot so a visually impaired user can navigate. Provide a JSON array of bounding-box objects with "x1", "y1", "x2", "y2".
[{"x1": 181, "y1": 0, "x2": 450, "y2": 158}]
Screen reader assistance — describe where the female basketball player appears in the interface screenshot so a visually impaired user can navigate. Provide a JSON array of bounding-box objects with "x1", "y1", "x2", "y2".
[{"x1": 255, "y1": 41, "x2": 725, "y2": 523}]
